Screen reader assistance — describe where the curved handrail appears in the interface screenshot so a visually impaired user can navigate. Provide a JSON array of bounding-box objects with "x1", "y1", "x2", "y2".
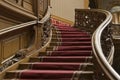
[
  {"x1": 38, "y1": 6, "x2": 51, "y2": 24},
  {"x1": 92, "y1": 10, "x2": 120, "y2": 79}
]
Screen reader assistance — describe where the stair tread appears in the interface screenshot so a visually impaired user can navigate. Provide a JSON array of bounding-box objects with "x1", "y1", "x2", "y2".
[
  {"x1": 55, "y1": 32, "x2": 89, "y2": 34},
  {"x1": 46, "y1": 50, "x2": 92, "y2": 52},
  {"x1": 43, "y1": 52, "x2": 92, "y2": 56},
  {"x1": 6, "y1": 70, "x2": 94, "y2": 79},
  {"x1": 52, "y1": 38, "x2": 91, "y2": 42},
  {"x1": 29, "y1": 56, "x2": 92, "y2": 63},
  {"x1": 8, "y1": 70, "x2": 94, "y2": 74},
  {"x1": 50, "y1": 42, "x2": 91, "y2": 46},
  {"x1": 20, "y1": 62, "x2": 93, "y2": 65},
  {"x1": 19, "y1": 62, "x2": 93, "y2": 70},
  {"x1": 56, "y1": 46, "x2": 92, "y2": 51},
  {"x1": 39, "y1": 50, "x2": 92, "y2": 57},
  {"x1": 47, "y1": 46, "x2": 92, "y2": 48},
  {"x1": 31, "y1": 56, "x2": 93, "y2": 60},
  {"x1": 51, "y1": 41, "x2": 91, "y2": 43}
]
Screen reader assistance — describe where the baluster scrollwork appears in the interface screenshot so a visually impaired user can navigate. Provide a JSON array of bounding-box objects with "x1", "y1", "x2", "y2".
[
  {"x1": 101, "y1": 24, "x2": 114, "y2": 58},
  {"x1": 0, "y1": 49, "x2": 28, "y2": 72},
  {"x1": 75, "y1": 9, "x2": 113, "y2": 59},
  {"x1": 42, "y1": 19, "x2": 51, "y2": 46},
  {"x1": 75, "y1": 9, "x2": 117, "y2": 79},
  {"x1": 75, "y1": 9, "x2": 106, "y2": 33}
]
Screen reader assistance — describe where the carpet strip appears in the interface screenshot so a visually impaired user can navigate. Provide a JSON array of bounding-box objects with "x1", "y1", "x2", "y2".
[{"x1": 4, "y1": 25, "x2": 94, "y2": 79}]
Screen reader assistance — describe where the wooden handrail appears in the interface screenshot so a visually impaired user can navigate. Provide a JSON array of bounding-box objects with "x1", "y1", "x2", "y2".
[
  {"x1": 38, "y1": 6, "x2": 51, "y2": 24},
  {"x1": 0, "y1": 20, "x2": 37, "y2": 35},
  {"x1": 75, "y1": 9, "x2": 119, "y2": 79},
  {"x1": 92, "y1": 10, "x2": 120, "y2": 79},
  {"x1": 0, "y1": 6, "x2": 51, "y2": 36}
]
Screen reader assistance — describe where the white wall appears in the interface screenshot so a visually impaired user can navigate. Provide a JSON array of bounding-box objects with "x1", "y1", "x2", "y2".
[{"x1": 51, "y1": 0, "x2": 87, "y2": 22}]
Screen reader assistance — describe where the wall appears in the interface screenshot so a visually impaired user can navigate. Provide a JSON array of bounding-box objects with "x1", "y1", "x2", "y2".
[{"x1": 51, "y1": 0, "x2": 89, "y2": 22}]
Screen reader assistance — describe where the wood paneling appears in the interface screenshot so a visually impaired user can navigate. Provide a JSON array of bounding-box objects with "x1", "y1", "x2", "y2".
[
  {"x1": 97, "y1": 0, "x2": 120, "y2": 10},
  {"x1": 7, "y1": 0, "x2": 18, "y2": 4},
  {"x1": 23, "y1": 0, "x2": 33, "y2": 11},
  {"x1": 20, "y1": 33, "x2": 28, "y2": 49},
  {"x1": 2, "y1": 0, "x2": 35, "y2": 18},
  {"x1": 39, "y1": 0, "x2": 48, "y2": 17},
  {"x1": 0, "y1": 27, "x2": 35, "y2": 63},
  {"x1": 39, "y1": 0, "x2": 44, "y2": 16},
  {"x1": 0, "y1": 0, "x2": 49, "y2": 66},
  {"x1": 0, "y1": 19, "x2": 17, "y2": 30},
  {"x1": 2, "y1": 36, "x2": 20, "y2": 61},
  {"x1": 0, "y1": 42, "x2": 2, "y2": 65}
]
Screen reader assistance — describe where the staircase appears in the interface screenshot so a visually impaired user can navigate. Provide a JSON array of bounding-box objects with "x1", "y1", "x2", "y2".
[{"x1": 4, "y1": 25, "x2": 94, "y2": 80}]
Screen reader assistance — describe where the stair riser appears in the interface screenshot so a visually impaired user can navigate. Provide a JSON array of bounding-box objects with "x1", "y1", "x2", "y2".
[
  {"x1": 51, "y1": 38, "x2": 91, "y2": 42},
  {"x1": 52, "y1": 35, "x2": 90, "y2": 37},
  {"x1": 50, "y1": 42, "x2": 91, "y2": 46},
  {"x1": 5, "y1": 71, "x2": 94, "y2": 79},
  {"x1": 46, "y1": 47, "x2": 92, "y2": 51},
  {"x1": 18, "y1": 64, "x2": 93, "y2": 71},
  {"x1": 29, "y1": 57, "x2": 92, "y2": 63}
]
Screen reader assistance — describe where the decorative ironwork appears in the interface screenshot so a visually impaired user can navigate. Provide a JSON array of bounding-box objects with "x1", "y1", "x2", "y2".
[
  {"x1": 75, "y1": 9, "x2": 114, "y2": 79},
  {"x1": 107, "y1": 0, "x2": 120, "y2": 10},
  {"x1": 0, "y1": 49, "x2": 28, "y2": 71},
  {"x1": 75, "y1": 9, "x2": 106, "y2": 33},
  {"x1": 42, "y1": 19, "x2": 51, "y2": 46},
  {"x1": 101, "y1": 24, "x2": 113, "y2": 57},
  {"x1": 111, "y1": 24, "x2": 120, "y2": 37},
  {"x1": 75, "y1": 9, "x2": 113, "y2": 58}
]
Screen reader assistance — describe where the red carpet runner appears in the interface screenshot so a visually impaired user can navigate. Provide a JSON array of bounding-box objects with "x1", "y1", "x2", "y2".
[{"x1": 5, "y1": 25, "x2": 94, "y2": 80}]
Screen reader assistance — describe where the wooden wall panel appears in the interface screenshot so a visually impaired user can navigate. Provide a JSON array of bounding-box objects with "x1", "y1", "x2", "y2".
[
  {"x1": 3, "y1": 0, "x2": 34, "y2": 14},
  {"x1": 23, "y1": 0, "x2": 33, "y2": 11},
  {"x1": 0, "y1": 42, "x2": 2, "y2": 65},
  {"x1": 97, "y1": 0, "x2": 120, "y2": 10},
  {"x1": 20, "y1": 32, "x2": 33, "y2": 49},
  {"x1": 39, "y1": 0, "x2": 44, "y2": 17},
  {"x1": 0, "y1": 18, "x2": 17, "y2": 30},
  {"x1": 7, "y1": 0, "x2": 17, "y2": 4},
  {"x1": 20, "y1": 33, "x2": 29, "y2": 49},
  {"x1": 2, "y1": 36, "x2": 20, "y2": 61},
  {"x1": 39, "y1": 0, "x2": 49, "y2": 17}
]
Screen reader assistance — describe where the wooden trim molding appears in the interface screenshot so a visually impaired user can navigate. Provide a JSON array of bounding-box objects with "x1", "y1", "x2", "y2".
[
  {"x1": 51, "y1": 15, "x2": 74, "y2": 26},
  {"x1": 0, "y1": 15, "x2": 21, "y2": 24},
  {"x1": 3, "y1": 0, "x2": 34, "y2": 14},
  {"x1": 84, "y1": 0, "x2": 89, "y2": 9}
]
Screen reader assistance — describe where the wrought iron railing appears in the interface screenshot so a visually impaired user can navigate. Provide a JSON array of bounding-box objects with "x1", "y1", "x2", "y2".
[{"x1": 75, "y1": 9, "x2": 120, "y2": 80}]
